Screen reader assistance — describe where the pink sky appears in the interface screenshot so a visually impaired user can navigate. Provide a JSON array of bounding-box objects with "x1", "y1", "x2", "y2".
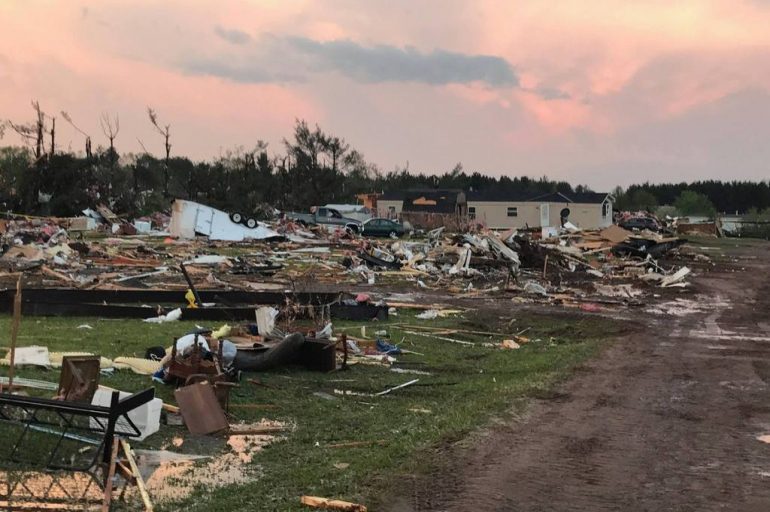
[{"x1": 2, "y1": 0, "x2": 770, "y2": 189}]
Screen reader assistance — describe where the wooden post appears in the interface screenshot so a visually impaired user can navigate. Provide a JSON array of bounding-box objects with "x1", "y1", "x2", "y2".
[
  {"x1": 543, "y1": 254, "x2": 549, "y2": 279},
  {"x1": 101, "y1": 437, "x2": 120, "y2": 512},
  {"x1": 121, "y1": 440, "x2": 154, "y2": 511},
  {"x1": 6, "y1": 276, "x2": 22, "y2": 392}
]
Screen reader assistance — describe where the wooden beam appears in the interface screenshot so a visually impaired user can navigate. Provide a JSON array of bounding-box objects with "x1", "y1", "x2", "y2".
[
  {"x1": 300, "y1": 496, "x2": 367, "y2": 511},
  {"x1": 121, "y1": 440, "x2": 154, "y2": 512},
  {"x1": 6, "y1": 277, "x2": 22, "y2": 392}
]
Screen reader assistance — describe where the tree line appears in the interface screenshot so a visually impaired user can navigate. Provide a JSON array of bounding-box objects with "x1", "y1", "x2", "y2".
[
  {"x1": 614, "y1": 182, "x2": 770, "y2": 216},
  {"x1": 1, "y1": 102, "x2": 769, "y2": 219}
]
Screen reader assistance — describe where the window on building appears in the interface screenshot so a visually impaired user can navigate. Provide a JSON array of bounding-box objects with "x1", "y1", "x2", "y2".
[
  {"x1": 507, "y1": 207, "x2": 518, "y2": 217},
  {"x1": 602, "y1": 201, "x2": 610, "y2": 217},
  {"x1": 388, "y1": 206, "x2": 396, "y2": 218},
  {"x1": 468, "y1": 206, "x2": 476, "y2": 219}
]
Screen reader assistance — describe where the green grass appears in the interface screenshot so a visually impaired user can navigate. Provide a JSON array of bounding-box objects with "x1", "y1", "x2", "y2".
[{"x1": 0, "y1": 309, "x2": 626, "y2": 511}]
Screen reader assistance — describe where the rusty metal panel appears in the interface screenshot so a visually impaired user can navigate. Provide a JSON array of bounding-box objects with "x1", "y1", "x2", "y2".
[{"x1": 174, "y1": 382, "x2": 228, "y2": 435}]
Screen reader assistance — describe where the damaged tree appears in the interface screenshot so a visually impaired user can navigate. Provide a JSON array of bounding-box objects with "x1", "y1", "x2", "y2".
[
  {"x1": 7, "y1": 100, "x2": 46, "y2": 160},
  {"x1": 6, "y1": 101, "x2": 49, "y2": 211},
  {"x1": 61, "y1": 111, "x2": 92, "y2": 159},
  {"x1": 147, "y1": 107, "x2": 172, "y2": 198}
]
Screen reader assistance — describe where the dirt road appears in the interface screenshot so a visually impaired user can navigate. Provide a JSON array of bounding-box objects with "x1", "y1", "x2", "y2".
[{"x1": 389, "y1": 240, "x2": 770, "y2": 511}]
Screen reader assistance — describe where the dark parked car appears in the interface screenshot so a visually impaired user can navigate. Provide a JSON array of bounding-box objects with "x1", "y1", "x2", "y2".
[
  {"x1": 619, "y1": 217, "x2": 661, "y2": 232},
  {"x1": 360, "y1": 218, "x2": 406, "y2": 238}
]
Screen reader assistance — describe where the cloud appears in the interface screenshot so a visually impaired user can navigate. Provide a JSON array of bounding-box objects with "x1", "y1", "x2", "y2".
[
  {"x1": 287, "y1": 37, "x2": 518, "y2": 86},
  {"x1": 532, "y1": 87, "x2": 571, "y2": 100},
  {"x1": 214, "y1": 25, "x2": 251, "y2": 45},
  {"x1": 180, "y1": 58, "x2": 273, "y2": 83},
  {"x1": 177, "y1": 35, "x2": 520, "y2": 89}
]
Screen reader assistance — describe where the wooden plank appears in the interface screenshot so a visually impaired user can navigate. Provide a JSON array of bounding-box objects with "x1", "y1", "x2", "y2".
[
  {"x1": 121, "y1": 440, "x2": 154, "y2": 512},
  {"x1": 300, "y1": 496, "x2": 367, "y2": 511},
  {"x1": 5, "y1": 277, "x2": 21, "y2": 392},
  {"x1": 101, "y1": 438, "x2": 120, "y2": 512},
  {"x1": 326, "y1": 440, "x2": 386, "y2": 449}
]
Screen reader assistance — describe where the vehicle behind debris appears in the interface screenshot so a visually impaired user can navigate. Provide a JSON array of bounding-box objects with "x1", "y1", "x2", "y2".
[
  {"x1": 619, "y1": 216, "x2": 662, "y2": 232},
  {"x1": 285, "y1": 207, "x2": 362, "y2": 233},
  {"x1": 360, "y1": 218, "x2": 407, "y2": 238}
]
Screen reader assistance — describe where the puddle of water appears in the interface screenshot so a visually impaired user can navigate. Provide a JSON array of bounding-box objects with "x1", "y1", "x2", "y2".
[{"x1": 646, "y1": 296, "x2": 731, "y2": 317}]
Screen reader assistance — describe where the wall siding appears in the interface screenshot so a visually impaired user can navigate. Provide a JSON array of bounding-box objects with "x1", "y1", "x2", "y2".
[{"x1": 469, "y1": 199, "x2": 612, "y2": 229}]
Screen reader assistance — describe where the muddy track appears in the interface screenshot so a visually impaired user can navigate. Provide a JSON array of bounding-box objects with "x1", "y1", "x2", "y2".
[{"x1": 388, "y1": 242, "x2": 770, "y2": 512}]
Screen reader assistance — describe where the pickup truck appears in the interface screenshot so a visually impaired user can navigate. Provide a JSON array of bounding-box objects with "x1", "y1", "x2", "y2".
[{"x1": 285, "y1": 207, "x2": 362, "y2": 232}]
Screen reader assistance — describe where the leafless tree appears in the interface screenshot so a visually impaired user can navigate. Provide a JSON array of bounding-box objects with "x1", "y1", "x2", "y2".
[
  {"x1": 147, "y1": 107, "x2": 171, "y2": 197},
  {"x1": 8, "y1": 101, "x2": 46, "y2": 159},
  {"x1": 61, "y1": 111, "x2": 92, "y2": 159},
  {"x1": 136, "y1": 138, "x2": 150, "y2": 155},
  {"x1": 49, "y1": 115, "x2": 56, "y2": 157},
  {"x1": 100, "y1": 112, "x2": 119, "y2": 155}
]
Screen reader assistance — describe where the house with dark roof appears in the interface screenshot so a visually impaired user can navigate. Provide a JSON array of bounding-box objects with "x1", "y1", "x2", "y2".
[
  {"x1": 376, "y1": 189, "x2": 467, "y2": 229},
  {"x1": 467, "y1": 190, "x2": 612, "y2": 229},
  {"x1": 376, "y1": 190, "x2": 406, "y2": 219},
  {"x1": 374, "y1": 187, "x2": 611, "y2": 230}
]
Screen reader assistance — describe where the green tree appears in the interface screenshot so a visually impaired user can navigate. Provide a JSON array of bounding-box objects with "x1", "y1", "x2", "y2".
[
  {"x1": 626, "y1": 189, "x2": 658, "y2": 211},
  {"x1": 674, "y1": 190, "x2": 716, "y2": 217},
  {"x1": 0, "y1": 146, "x2": 32, "y2": 211}
]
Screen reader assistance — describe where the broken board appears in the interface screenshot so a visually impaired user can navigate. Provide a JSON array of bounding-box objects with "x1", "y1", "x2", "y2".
[{"x1": 174, "y1": 382, "x2": 229, "y2": 435}]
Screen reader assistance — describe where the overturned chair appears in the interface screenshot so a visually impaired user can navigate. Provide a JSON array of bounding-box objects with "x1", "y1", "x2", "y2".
[{"x1": 0, "y1": 388, "x2": 155, "y2": 511}]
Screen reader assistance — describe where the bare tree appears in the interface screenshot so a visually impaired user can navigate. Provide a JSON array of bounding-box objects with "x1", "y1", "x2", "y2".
[
  {"x1": 61, "y1": 111, "x2": 92, "y2": 159},
  {"x1": 136, "y1": 138, "x2": 150, "y2": 155},
  {"x1": 8, "y1": 101, "x2": 46, "y2": 159},
  {"x1": 147, "y1": 107, "x2": 171, "y2": 197},
  {"x1": 100, "y1": 112, "x2": 119, "y2": 155},
  {"x1": 49, "y1": 115, "x2": 56, "y2": 157}
]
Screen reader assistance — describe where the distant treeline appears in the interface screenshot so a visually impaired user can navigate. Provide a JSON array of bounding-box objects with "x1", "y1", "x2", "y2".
[
  {"x1": 616, "y1": 182, "x2": 770, "y2": 215},
  {"x1": 1, "y1": 113, "x2": 768, "y2": 218}
]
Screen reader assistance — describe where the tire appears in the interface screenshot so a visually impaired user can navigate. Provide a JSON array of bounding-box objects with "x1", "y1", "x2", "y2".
[
  {"x1": 245, "y1": 218, "x2": 257, "y2": 229},
  {"x1": 389, "y1": 231, "x2": 397, "y2": 238},
  {"x1": 229, "y1": 212, "x2": 243, "y2": 224}
]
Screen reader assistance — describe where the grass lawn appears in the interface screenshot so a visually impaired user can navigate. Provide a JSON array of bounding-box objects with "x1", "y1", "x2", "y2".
[{"x1": 0, "y1": 307, "x2": 627, "y2": 511}]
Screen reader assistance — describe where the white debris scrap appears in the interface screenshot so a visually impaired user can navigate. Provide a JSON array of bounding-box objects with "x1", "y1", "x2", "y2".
[
  {"x1": 144, "y1": 308, "x2": 182, "y2": 324},
  {"x1": 661, "y1": 266, "x2": 691, "y2": 288}
]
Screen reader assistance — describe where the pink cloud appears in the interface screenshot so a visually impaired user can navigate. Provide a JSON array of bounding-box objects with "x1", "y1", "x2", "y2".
[{"x1": 2, "y1": 0, "x2": 770, "y2": 187}]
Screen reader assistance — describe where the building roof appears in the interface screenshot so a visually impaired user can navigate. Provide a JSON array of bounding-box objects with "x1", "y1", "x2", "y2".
[
  {"x1": 466, "y1": 189, "x2": 532, "y2": 202},
  {"x1": 378, "y1": 190, "x2": 406, "y2": 201},
  {"x1": 483, "y1": 191, "x2": 610, "y2": 204},
  {"x1": 402, "y1": 189, "x2": 464, "y2": 213},
  {"x1": 526, "y1": 192, "x2": 575, "y2": 203},
  {"x1": 383, "y1": 188, "x2": 610, "y2": 205},
  {"x1": 567, "y1": 192, "x2": 610, "y2": 204}
]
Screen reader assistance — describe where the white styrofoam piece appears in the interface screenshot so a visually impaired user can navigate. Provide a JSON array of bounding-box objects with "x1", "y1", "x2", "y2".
[{"x1": 90, "y1": 388, "x2": 162, "y2": 441}]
